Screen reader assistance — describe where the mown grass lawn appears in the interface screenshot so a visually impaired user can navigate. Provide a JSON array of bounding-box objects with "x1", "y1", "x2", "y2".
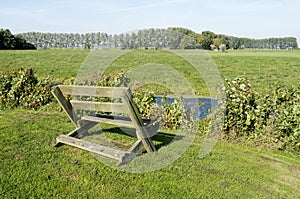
[
  {"x1": 1, "y1": 108, "x2": 299, "y2": 198},
  {"x1": 1, "y1": 49, "x2": 300, "y2": 198},
  {"x1": 0, "y1": 49, "x2": 89, "y2": 80},
  {"x1": 1, "y1": 49, "x2": 300, "y2": 92},
  {"x1": 209, "y1": 50, "x2": 300, "y2": 92}
]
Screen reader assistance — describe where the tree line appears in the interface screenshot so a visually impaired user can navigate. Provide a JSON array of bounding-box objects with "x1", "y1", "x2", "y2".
[
  {"x1": 19, "y1": 28, "x2": 190, "y2": 50},
  {"x1": 0, "y1": 29, "x2": 36, "y2": 50},
  {"x1": 3, "y1": 27, "x2": 298, "y2": 50}
]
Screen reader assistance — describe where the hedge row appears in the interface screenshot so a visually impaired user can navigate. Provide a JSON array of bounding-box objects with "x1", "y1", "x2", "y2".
[
  {"x1": 224, "y1": 77, "x2": 300, "y2": 154},
  {"x1": 1, "y1": 69, "x2": 298, "y2": 154}
]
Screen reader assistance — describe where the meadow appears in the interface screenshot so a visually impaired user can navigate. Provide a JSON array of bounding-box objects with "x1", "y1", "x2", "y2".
[
  {"x1": 210, "y1": 50, "x2": 300, "y2": 91},
  {"x1": 1, "y1": 49, "x2": 300, "y2": 88},
  {"x1": 0, "y1": 49, "x2": 300, "y2": 198}
]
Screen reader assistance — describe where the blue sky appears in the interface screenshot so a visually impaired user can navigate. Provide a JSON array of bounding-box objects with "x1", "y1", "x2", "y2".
[{"x1": 1, "y1": 0, "x2": 300, "y2": 43}]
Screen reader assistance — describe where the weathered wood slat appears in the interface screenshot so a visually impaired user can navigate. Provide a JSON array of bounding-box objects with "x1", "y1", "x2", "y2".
[
  {"x1": 128, "y1": 139, "x2": 144, "y2": 153},
  {"x1": 52, "y1": 86, "x2": 79, "y2": 127},
  {"x1": 146, "y1": 122, "x2": 160, "y2": 137},
  {"x1": 80, "y1": 115, "x2": 159, "y2": 137},
  {"x1": 58, "y1": 85, "x2": 127, "y2": 98},
  {"x1": 55, "y1": 128, "x2": 79, "y2": 147},
  {"x1": 81, "y1": 115, "x2": 135, "y2": 128},
  {"x1": 56, "y1": 135, "x2": 128, "y2": 161},
  {"x1": 117, "y1": 140, "x2": 143, "y2": 166},
  {"x1": 52, "y1": 85, "x2": 159, "y2": 165},
  {"x1": 71, "y1": 100, "x2": 127, "y2": 113},
  {"x1": 122, "y1": 89, "x2": 156, "y2": 152}
]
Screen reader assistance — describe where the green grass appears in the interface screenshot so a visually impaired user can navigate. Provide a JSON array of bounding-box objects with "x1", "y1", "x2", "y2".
[
  {"x1": 1, "y1": 49, "x2": 299, "y2": 93},
  {"x1": 1, "y1": 49, "x2": 300, "y2": 198},
  {"x1": 0, "y1": 49, "x2": 89, "y2": 80},
  {"x1": 0, "y1": 108, "x2": 299, "y2": 198},
  {"x1": 210, "y1": 50, "x2": 300, "y2": 91}
]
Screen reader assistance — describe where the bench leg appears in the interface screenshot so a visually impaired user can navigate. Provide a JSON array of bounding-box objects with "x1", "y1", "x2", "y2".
[
  {"x1": 55, "y1": 121, "x2": 98, "y2": 147},
  {"x1": 117, "y1": 140, "x2": 143, "y2": 166}
]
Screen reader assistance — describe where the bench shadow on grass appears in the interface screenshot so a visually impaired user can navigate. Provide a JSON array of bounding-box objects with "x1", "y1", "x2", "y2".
[{"x1": 79, "y1": 125, "x2": 180, "y2": 151}]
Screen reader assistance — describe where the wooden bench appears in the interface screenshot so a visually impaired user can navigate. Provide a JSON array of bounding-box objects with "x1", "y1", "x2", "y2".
[{"x1": 52, "y1": 85, "x2": 159, "y2": 165}]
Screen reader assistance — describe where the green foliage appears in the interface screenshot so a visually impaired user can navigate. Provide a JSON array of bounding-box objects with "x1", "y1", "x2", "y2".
[
  {"x1": 224, "y1": 78, "x2": 256, "y2": 136},
  {"x1": 0, "y1": 68, "x2": 53, "y2": 109},
  {"x1": 96, "y1": 71, "x2": 130, "y2": 87},
  {"x1": 132, "y1": 86, "x2": 157, "y2": 118},
  {"x1": 269, "y1": 87, "x2": 300, "y2": 152},
  {"x1": 224, "y1": 77, "x2": 300, "y2": 154},
  {"x1": 0, "y1": 28, "x2": 36, "y2": 49},
  {"x1": 161, "y1": 97, "x2": 187, "y2": 129},
  {"x1": 16, "y1": 28, "x2": 298, "y2": 50},
  {"x1": 198, "y1": 31, "x2": 217, "y2": 49},
  {"x1": 168, "y1": 27, "x2": 198, "y2": 49}
]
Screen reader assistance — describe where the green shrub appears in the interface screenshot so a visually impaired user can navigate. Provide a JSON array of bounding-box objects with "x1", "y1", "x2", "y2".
[
  {"x1": 223, "y1": 77, "x2": 257, "y2": 136},
  {"x1": 223, "y1": 77, "x2": 300, "y2": 154},
  {"x1": 0, "y1": 68, "x2": 53, "y2": 109},
  {"x1": 97, "y1": 71, "x2": 130, "y2": 87},
  {"x1": 132, "y1": 86, "x2": 157, "y2": 118},
  {"x1": 161, "y1": 97, "x2": 187, "y2": 129},
  {"x1": 271, "y1": 87, "x2": 300, "y2": 152}
]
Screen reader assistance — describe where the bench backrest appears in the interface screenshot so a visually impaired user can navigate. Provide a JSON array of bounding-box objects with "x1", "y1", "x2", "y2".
[
  {"x1": 52, "y1": 84, "x2": 156, "y2": 152},
  {"x1": 58, "y1": 85, "x2": 130, "y2": 114}
]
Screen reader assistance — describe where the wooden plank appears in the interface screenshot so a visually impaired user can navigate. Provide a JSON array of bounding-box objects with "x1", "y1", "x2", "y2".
[
  {"x1": 71, "y1": 100, "x2": 127, "y2": 113},
  {"x1": 117, "y1": 140, "x2": 143, "y2": 166},
  {"x1": 76, "y1": 120, "x2": 99, "y2": 135},
  {"x1": 58, "y1": 85, "x2": 127, "y2": 98},
  {"x1": 122, "y1": 89, "x2": 156, "y2": 152},
  {"x1": 128, "y1": 139, "x2": 144, "y2": 153},
  {"x1": 55, "y1": 121, "x2": 98, "y2": 147},
  {"x1": 52, "y1": 85, "x2": 159, "y2": 165},
  {"x1": 81, "y1": 115, "x2": 135, "y2": 128},
  {"x1": 56, "y1": 135, "x2": 128, "y2": 161},
  {"x1": 81, "y1": 116, "x2": 159, "y2": 137},
  {"x1": 55, "y1": 128, "x2": 78, "y2": 147},
  {"x1": 52, "y1": 86, "x2": 79, "y2": 127},
  {"x1": 145, "y1": 121, "x2": 160, "y2": 137}
]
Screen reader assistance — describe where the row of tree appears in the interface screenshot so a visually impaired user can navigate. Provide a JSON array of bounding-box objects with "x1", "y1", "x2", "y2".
[
  {"x1": 19, "y1": 29, "x2": 190, "y2": 50},
  {"x1": 0, "y1": 29, "x2": 36, "y2": 50},
  {"x1": 215, "y1": 34, "x2": 298, "y2": 50},
  {"x1": 14, "y1": 27, "x2": 299, "y2": 50}
]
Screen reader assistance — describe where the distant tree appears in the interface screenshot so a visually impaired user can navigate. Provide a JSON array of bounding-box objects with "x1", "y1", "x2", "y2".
[
  {"x1": 197, "y1": 30, "x2": 216, "y2": 49},
  {"x1": 0, "y1": 29, "x2": 16, "y2": 49},
  {"x1": 168, "y1": 27, "x2": 197, "y2": 38},
  {"x1": 197, "y1": 35, "x2": 210, "y2": 49},
  {"x1": 180, "y1": 35, "x2": 197, "y2": 49},
  {"x1": 169, "y1": 27, "x2": 198, "y2": 49},
  {"x1": 213, "y1": 35, "x2": 229, "y2": 49},
  {"x1": 0, "y1": 28, "x2": 36, "y2": 49},
  {"x1": 15, "y1": 27, "x2": 299, "y2": 50}
]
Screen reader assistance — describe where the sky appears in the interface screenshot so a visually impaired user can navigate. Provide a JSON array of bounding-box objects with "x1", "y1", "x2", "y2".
[{"x1": 1, "y1": 0, "x2": 300, "y2": 43}]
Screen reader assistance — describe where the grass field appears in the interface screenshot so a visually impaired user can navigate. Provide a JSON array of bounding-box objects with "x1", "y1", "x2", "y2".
[
  {"x1": 1, "y1": 49, "x2": 300, "y2": 198},
  {"x1": 1, "y1": 49, "x2": 300, "y2": 92},
  {"x1": 210, "y1": 50, "x2": 300, "y2": 91},
  {"x1": 1, "y1": 108, "x2": 300, "y2": 198}
]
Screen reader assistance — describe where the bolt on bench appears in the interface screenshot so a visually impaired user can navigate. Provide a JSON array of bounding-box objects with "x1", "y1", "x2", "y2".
[{"x1": 52, "y1": 85, "x2": 159, "y2": 165}]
